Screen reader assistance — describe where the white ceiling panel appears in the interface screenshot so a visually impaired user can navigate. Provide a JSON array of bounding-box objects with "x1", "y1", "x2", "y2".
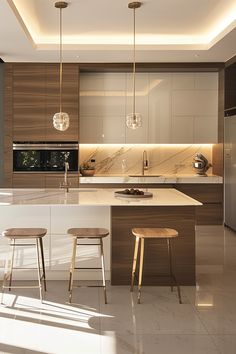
[{"x1": 0, "y1": 0, "x2": 235, "y2": 62}]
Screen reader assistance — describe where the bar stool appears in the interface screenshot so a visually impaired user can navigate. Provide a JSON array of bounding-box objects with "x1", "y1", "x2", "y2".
[
  {"x1": 1, "y1": 228, "x2": 47, "y2": 303},
  {"x1": 130, "y1": 228, "x2": 182, "y2": 304},
  {"x1": 67, "y1": 228, "x2": 109, "y2": 304}
]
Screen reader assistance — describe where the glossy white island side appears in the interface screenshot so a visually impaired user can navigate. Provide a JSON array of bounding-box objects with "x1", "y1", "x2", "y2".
[{"x1": 0, "y1": 188, "x2": 201, "y2": 282}]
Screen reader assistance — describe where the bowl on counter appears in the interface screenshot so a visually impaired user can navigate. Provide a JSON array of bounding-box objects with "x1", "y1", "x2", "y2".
[{"x1": 80, "y1": 169, "x2": 95, "y2": 177}]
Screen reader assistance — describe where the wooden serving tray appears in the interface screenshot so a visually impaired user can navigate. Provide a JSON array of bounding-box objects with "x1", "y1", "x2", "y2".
[{"x1": 114, "y1": 191, "x2": 153, "y2": 198}]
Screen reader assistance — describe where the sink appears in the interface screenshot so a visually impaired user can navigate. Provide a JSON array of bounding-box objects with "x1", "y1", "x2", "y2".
[{"x1": 128, "y1": 175, "x2": 162, "y2": 177}]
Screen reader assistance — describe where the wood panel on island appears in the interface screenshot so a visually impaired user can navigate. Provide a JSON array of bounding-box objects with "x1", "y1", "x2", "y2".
[{"x1": 111, "y1": 206, "x2": 196, "y2": 285}]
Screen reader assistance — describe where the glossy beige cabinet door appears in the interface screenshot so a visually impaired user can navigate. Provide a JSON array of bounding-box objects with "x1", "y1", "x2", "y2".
[
  {"x1": 125, "y1": 73, "x2": 149, "y2": 143},
  {"x1": 80, "y1": 73, "x2": 126, "y2": 143},
  {"x1": 80, "y1": 72, "x2": 219, "y2": 144},
  {"x1": 171, "y1": 73, "x2": 218, "y2": 143},
  {"x1": 148, "y1": 73, "x2": 172, "y2": 143}
]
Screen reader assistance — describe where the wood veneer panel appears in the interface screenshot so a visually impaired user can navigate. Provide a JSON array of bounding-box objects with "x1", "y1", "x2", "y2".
[
  {"x1": 13, "y1": 63, "x2": 46, "y2": 141},
  {"x1": 195, "y1": 203, "x2": 223, "y2": 225},
  {"x1": 46, "y1": 64, "x2": 79, "y2": 141},
  {"x1": 176, "y1": 184, "x2": 223, "y2": 224},
  {"x1": 111, "y1": 206, "x2": 196, "y2": 285},
  {"x1": 176, "y1": 184, "x2": 223, "y2": 203},
  {"x1": 45, "y1": 175, "x2": 79, "y2": 188},
  {"x1": 13, "y1": 173, "x2": 45, "y2": 188},
  {"x1": 4, "y1": 64, "x2": 13, "y2": 187}
]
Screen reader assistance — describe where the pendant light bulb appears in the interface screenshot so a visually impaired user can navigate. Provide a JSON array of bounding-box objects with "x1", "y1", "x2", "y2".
[
  {"x1": 126, "y1": 2, "x2": 142, "y2": 130},
  {"x1": 53, "y1": 1, "x2": 70, "y2": 132}
]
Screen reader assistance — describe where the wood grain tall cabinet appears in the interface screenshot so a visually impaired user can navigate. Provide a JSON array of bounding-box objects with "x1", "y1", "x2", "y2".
[{"x1": 4, "y1": 63, "x2": 79, "y2": 187}]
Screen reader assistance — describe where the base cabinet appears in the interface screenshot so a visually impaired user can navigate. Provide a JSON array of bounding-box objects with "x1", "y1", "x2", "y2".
[
  {"x1": 175, "y1": 184, "x2": 223, "y2": 225},
  {"x1": 13, "y1": 173, "x2": 79, "y2": 188}
]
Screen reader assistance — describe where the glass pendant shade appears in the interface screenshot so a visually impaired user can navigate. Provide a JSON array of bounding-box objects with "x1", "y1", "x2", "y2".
[
  {"x1": 53, "y1": 112, "x2": 70, "y2": 131},
  {"x1": 126, "y1": 112, "x2": 142, "y2": 129}
]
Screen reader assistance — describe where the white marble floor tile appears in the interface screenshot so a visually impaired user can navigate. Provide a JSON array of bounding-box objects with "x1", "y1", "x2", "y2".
[
  {"x1": 0, "y1": 316, "x2": 101, "y2": 354},
  {"x1": 101, "y1": 333, "x2": 221, "y2": 354},
  {"x1": 212, "y1": 335, "x2": 236, "y2": 354}
]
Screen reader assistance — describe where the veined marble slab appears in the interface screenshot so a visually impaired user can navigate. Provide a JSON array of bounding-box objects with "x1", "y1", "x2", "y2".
[
  {"x1": 79, "y1": 174, "x2": 223, "y2": 184},
  {"x1": 0, "y1": 188, "x2": 202, "y2": 206}
]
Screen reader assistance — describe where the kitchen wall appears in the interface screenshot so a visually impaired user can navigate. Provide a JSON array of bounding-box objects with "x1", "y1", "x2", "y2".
[
  {"x1": 79, "y1": 144, "x2": 213, "y2": 175},
  {"x1": 0, "y1": 63, "x2": 4, "y2": 187}
]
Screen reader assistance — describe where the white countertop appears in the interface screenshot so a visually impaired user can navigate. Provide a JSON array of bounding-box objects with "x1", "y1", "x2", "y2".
[
  {"x1": 79, "y1": 174, "x2": 223, "y2": 184},
  {"x1": 0, "y1": 188, "x2": 202, "y2": 206}
]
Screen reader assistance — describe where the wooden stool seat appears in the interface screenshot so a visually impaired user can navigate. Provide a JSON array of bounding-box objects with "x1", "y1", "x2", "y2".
[
  {"x1": 132, "y1": 228, "x2": 178, "y2": 239},
  {"x1": 3, "y1": 228, "x2": 47, "y2": 239},
  {"x1": 67, "y1": 227, "x2": 109, "y2": 304},
  {"x1": 67, "y1": 228, "x2": 109, "y2": 238},
  {"x1": 130, "y1": 227, "x2": 182, "y2": 304},
  {"x1": 1, "y1": 227, "x2": 47, "y2": 304}
]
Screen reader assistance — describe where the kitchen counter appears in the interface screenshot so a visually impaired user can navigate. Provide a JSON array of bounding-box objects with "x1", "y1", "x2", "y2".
[
  {"x1": 79, "y1": 174, "x2": 223, "y2": 184},
  {"x1": 0, "y1": 188, "x2": 201, "y2": 285},
  {"x1": 0, "y1": 188, "x2": 202, "y2": 206}
]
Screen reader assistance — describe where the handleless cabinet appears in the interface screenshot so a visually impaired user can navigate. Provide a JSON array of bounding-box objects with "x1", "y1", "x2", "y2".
[
  {"x1": 10, "y1": 63, "x2": 79, "y2": 142},
  {"x1": 80, "y1": 72, "x2": 219, "y2": 144},
  {"x1": 225, "y1": 61, "x2": 236, "y2": 113},
  {"x1": 45, "y1": 64, "x2": 79, "y2": 141},
  {"x1": 13, "y1": 64, "x2": 46, "y2": 141}
]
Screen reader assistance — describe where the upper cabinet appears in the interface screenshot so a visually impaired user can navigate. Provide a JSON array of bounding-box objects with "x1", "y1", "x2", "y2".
[
  {"x1": 13, "y1": 64, "x2": 46, "y2": 141},
  {"x1": 80, "y1": 72, "x2": 219, "y2": 144},
  {"x1": 45, "y1": 64, "x2": 79, "y2": 141},
  {"x1": 225, "y1": 62, "x2": 236, "y2": 113},
  {"x1": 12, "y1": 63, "x2": 79, "y2": 142}
]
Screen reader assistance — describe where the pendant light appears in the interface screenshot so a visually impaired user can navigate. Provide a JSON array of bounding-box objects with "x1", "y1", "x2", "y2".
[
  {"x1": 53, "y1": 1, "x2": 70, "y2": 131},
  {"x1": 126, "y1": 2, "x2": 142, "y2": 130}
]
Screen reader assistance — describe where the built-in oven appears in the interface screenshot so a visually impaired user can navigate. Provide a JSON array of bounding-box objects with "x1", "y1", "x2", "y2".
[{"x1": 13, "y1": 142, "x2": 78, "y2": 172}]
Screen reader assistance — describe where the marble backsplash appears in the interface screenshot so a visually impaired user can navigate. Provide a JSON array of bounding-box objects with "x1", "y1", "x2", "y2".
[{"x1": 79, "y1": 144, "x2": 213, "y2": 176}]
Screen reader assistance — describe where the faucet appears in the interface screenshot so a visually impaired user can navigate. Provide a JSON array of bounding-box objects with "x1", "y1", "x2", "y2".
[
  {"x1": 60, "y1": 162, "x2": 70, "y2": 192},
  {"x1": 142, "y1": 150, "x2": 149, "y2": 176}
]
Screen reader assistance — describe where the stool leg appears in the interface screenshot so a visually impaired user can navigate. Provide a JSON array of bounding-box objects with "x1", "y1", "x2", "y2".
[
  {"x1": 138, "y1": 238, "x2": 145, "y2": 304},
  {"x1": 167, "y1": 239, "x2": 174, "y2": 292},
  {"x1": 168, "y1": 239, "x2": 182, "y2": 304},
  {"x1": 36, "y1": 239, "x2": 43, "y2": 303},
  {"x1": 69, "y1": 237, "x2": 77, "y2": 303},
  {"x1": 100, "y1": 238, "x2": 107, "y2": 304},
  {"x1": 1, "y1": 252, "x2": 10, "y2": 304},
  {"x1": 39, "y1": 238, "x2": 47, "y2": 292},
  {"x1": 131, "y1": 236, "x2": 140, "y2": 292},
  {"x1": 9, "y1": 239, "x2": 16, "y2": 291}
]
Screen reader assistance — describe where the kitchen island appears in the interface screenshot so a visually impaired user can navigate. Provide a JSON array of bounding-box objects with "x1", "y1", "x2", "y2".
[{"x1": 0, "y1": 188, "x2": 201, "y2": 285}]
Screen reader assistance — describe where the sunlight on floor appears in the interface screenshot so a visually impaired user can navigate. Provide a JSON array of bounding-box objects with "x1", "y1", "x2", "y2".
[{"x1": 0, "y1": 226, "x2": 236, "y2": 353}]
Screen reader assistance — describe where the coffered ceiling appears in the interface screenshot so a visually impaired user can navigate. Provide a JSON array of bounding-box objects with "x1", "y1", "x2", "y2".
[{"x1": 0, "y1": 0, "x2": 236, "y2": 62}]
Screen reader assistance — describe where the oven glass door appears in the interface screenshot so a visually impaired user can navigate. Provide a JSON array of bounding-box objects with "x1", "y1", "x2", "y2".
[
  {"x1": 13, "y1": 150, "x2": 43, "y2": 171},
  {"x1": 13, "y1": 143, "x2": 79, "y2": 172},
  {"x1": 45, "y1": 150, "x2": 78, "y2": 171}
]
